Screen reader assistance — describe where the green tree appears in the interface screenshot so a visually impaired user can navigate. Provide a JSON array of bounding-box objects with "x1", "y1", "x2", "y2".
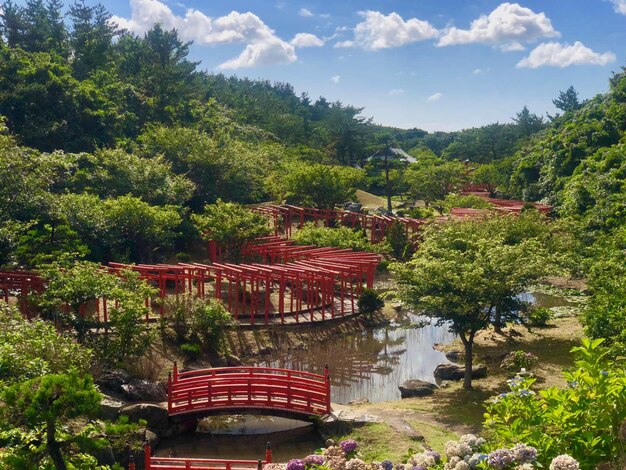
[
  {"x1": 0, "y1": 303, "x2": 92, "y2": 385},
  {"x1": 552, "y1": 85, "x2": 581, "y2": 113},
  {"x1": 513, "y1": 105, "x2": 545, "y2": 137},
  {"x1": 404, "y1": 159, "x2": 467, "y2": 208},
  {"x1": 191, "y1": 200, "x2": 271, "y2": 263},
  {"x1": 392, "y1": 215, "x2": 553, "y2": 388},
  {"x1": 385, "y1": 220, "x2": 412, "y2": 260},
  {"x1": 267, "y1": 162, "x2": 364, "y2": 209},
  {"x1": 0, "y1": 370, "x2": 102, "y2": 470}
]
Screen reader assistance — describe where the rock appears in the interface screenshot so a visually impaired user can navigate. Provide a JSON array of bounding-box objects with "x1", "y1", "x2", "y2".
[
  {"x1": 95, "y1": 369, "x2": 132, "y2": 393},
  {"x1": 119, "y1": 403, "x2": 170, "y2": 432},
  {"x1": 121, "y1": 379, "x2": 167, "y2": 402},
  {"x1": 434, "y1": 363, "x2": 488, "y2": 381},
  {"x1": 398, "y1": 380, "x2": 437, "y2": 398},
  {"x1": 144, "y1": 428, "x2": 160, "y2": 447},
  {"x1": 226, "y1": 354, "x2": 243, "y2": 366},
  {"x1": 347, "y1": 397, "x2": 370, "y2": 405},
  {"x1": 375, "y1": 206, "x2": 393, "y2": 217},
  {"x1": 100, "y1": 395, "x2": 128, "y2": 421},
  {"x1": 445, "y1": 350, "x2": 463, "y2": 362},
  {"x1": 344, "y1": 202, "x2": 362, "y2": 213},
  {"x1": 390, "y1": 302, "x2": 403, "y2": 312}
]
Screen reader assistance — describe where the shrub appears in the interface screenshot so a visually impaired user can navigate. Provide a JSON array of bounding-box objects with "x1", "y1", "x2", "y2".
[
  {"x1": 442, "y1": 194, "x2": 493, "y2": 212},
  {"x1": 528, "y1": 306, "x2": 554, "y2": 327},
  {"x1": 181, "y1": 342, "x2": 201, "y2": 360},
  {"x1": 357, "y1": 289, "x2": 384, "y2": 318},
  {"x1": 162, "y1": 294, "x2": 235, "y2": 354},
  {"x1": 294, "y1": 223, "x2": 374, "y2": 251},
  {"x1": 484, "y1": 338, "x2": 626, "y2": 468},
  {"x1": 500, "y1": 350, "x2": 539, "y2": 371},
  {"x1": 386, "y1": 221, "x2": 412, "y2": 260}
]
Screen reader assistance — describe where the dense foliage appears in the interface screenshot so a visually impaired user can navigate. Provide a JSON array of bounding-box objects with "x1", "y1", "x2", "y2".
[{"x1": 484, "y1": 339, "x2": 626, "y2": 468}]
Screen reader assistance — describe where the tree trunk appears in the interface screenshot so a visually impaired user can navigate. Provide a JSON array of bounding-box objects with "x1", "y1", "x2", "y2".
[
  {"x1": 47, "y1": 420, "x2": 67, "y2": 470},
  {"x1": 384, "y1": 153, "x2": 392, "y2": 212},
  {"x1": 494, "y1": 307, "x2": 502, "y2": 333},
  {"x1": 460, "y1": 332, "x2": 474, "y2": 389}
]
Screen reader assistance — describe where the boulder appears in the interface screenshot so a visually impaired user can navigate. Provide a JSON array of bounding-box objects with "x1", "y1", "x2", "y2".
[
  {"x1": 100, "y1": 395, "x2": 128, "y2": 421},
  {"x1": 95, "y1": 369, "x2": 132, "y2": 393},
  {"x1": 121, "y1": 379, "x2": 167, "y2": 402},
  {"x1": 398, "y1": 379, "x2": 437, "y2": 398},
  {"x1": 444, "y1": 350, "x2": 463, "y2": 363},
  {"x1": 375, "y1": 206, "x2": 394, "y2": 217},
  {"x1": 345, "y1": 202, "x2": 362, "y2": 213},
  {"x1": 120, "y1": 403, "x2": 170, "y2": 432},
  {"x1": 434, "y1": 363, "x2": 488, "y2": 381}
]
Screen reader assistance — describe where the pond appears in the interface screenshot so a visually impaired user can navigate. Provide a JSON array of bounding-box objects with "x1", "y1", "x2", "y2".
[{"x1": 156, "y1": 291, "x2": 576, "y2": 460}]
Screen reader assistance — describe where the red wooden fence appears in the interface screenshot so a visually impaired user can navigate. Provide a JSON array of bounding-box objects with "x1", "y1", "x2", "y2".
[
  {"x1": 139, "y1": 442, "x2": 272, "y2": 470},
  {"x1": 168, "y1": 363, "x2": 331, "y2": 417}
]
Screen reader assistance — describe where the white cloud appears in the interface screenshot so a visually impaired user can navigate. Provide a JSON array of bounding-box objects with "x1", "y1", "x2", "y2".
[
  {"x1": 608, "y1": 0, "x2": 626, "y2": 14},
  {"x1": 472, "y1": 68, "x2": 483, "y2": 75},
  {"x1": 437, "y1": 2, "x2": 559, "y2": 51},
  {"x1": 389, "y1": 89, "x2": 405, "y2": 96},
  {"x1": 298, "y1": 8, "x2": 313, "y2": 17},
  {"x1": 427, "y1": 92, "x2": 443, "y2": 102},
  {"x1": 331, "y1": 75, "x2": 341, "y2": 83},
  {"x1": 517, "y1": 41, "x2": 616, "y2": 68},
  {"x1": 337, "y1": 10, "x2": 438, "y2": 51},
  {"x1": 111, "y1": 0, "x2": 298, "y2": 69},
  {"x1": 291, "y1": 32, "x2": 324, "y2": 48},
  {"x1": 334, "y1": 40, "x2": 354, "y2": 48}
]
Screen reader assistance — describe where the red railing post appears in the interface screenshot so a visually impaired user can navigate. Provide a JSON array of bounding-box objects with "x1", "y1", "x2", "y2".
[
  {"x1": 128, "y1": 453, "x2": 135, "y2": 470},
  {"x1": 144, "y1": 443, "x2": 151, "y2": 470},
  {"x1": 325, "y1": 364, "x2": 331, "y2": 414},
  {"x1": 265, "y1": 442, "x2": 272, "y2": 463},
  {"x1": 258, "y1": 459, "x2": 263, "y2": 470},
  {"x1": 167, "y1": 372, "x2": 172, "y2": 414}
]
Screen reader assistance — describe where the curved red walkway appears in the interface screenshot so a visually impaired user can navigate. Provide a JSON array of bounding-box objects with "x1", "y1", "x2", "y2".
[{"x1": 167, "y1": 364, "x2": 331, "y2": 417}]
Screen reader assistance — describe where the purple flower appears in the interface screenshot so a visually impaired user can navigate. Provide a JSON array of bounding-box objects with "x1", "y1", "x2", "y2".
[
  {"x1": 381, "y1": 460, "x2": 393, "y2": 470},
  {"x1": 511, "y1": 444, "x2": 537, "y2": 464},
  {"x1": 340, "y1": 439, "x2": 358, "y2": 454},
  {"x1": 424, "y1": 451, "x2": 441, "y2": 463},
  {"x1": 287, "y1": 459, "x2": 305, "y2": 470},
  {"x1": 412, "y1": 466, "x2": 427, "y2": 470},
  {"x1": 487, "y1": 449, "x2": 515, "y2": 469},
  {"x1": 303, "y1": 455, "x2": 325, "y2": 466}
]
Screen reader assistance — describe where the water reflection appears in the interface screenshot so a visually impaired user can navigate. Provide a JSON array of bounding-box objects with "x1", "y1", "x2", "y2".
[{"x1": 258, "y1": 313, "x2": 456, "y2": 403}]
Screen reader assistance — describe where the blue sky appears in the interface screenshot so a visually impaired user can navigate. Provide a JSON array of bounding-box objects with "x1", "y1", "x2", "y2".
[{"x1": 74, "y1": 1, "x2": 626, "y2": 130}]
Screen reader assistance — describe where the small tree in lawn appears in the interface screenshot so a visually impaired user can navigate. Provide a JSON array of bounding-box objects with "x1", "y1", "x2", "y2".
[
  {"x1": 191, "y1": 199, "x2": 271, "y2": 263},
  {"x1": 391, "y1": 215, "x2": 553, "y2": 388}
]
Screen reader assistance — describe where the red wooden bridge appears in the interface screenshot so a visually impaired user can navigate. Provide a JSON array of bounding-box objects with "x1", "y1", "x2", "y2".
[
  {"x1": 167, "y1": 364, "x2": 331, "y2": 418},
  {"x1": 136, "y1": 442, "x2": 272, "y2": 470}
]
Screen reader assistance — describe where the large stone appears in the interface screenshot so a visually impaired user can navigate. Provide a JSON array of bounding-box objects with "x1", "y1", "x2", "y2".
[
  {"x1": 434, "y1": 363, "x2": 488, "y2": 381},
  {"x1": 95, "y1": 368, "x2": 132, "y2": 393},
  {"x1": 345, "y1": 202, "x2": 362, "y2": 213},
  {"x1": 444, "y1": 350, "x2": 463, "y2": 363},
  {"x1": 398, "y1": 379, "x2": 437, "y2": 398},
  {"x1": 121, "y1": 379, "x2": 167, "y2": 402},
  {"x1": 120, "y1": 403, "x2": 170, "y2": 432},
  {"x1": 100, "y1": 395, "x2": 128, "y2": 421}
]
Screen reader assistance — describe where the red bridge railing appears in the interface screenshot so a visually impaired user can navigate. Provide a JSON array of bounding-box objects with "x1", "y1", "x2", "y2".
[
  {"x1": 138, "y1": 442, "x2": 272, "y2": 470},
  {"x1": 167, "y1": 364, "x2": 331, "y2": 417}
]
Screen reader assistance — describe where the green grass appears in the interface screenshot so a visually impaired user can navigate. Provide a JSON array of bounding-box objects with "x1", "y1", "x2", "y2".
[
  {"x1": 329, "y1": 423, "x2": 419, "y2": 462},
  {"x1": 406, "y1": 420, "x2": 459, "y2": 454}
]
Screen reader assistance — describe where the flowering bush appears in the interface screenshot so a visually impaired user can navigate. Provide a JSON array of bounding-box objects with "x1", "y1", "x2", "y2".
[
  {"x1": 500, "y1": 350, "x2": 539, "y2": 371},
  {"x1": 485, "y1": 338, "x2": 626, "y2": 468},
  {"x1": 275, "y1": 438, "x2": 580, "y2": 470}
]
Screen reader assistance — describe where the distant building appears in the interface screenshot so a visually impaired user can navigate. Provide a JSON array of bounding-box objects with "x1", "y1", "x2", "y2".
[{"x1": 366, "y1": 147, "x2": 416, "y2": 165}]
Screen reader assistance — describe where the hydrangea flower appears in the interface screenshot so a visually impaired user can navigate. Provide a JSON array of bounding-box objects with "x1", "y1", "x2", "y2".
[
  {"x1": 487, "y1": 449, "x2": 515, "y2": 469},
  {"x1": 304, "y1": 455, "x2": 325, "y2": 466},
  {"x1": 380, "y1": 460, "x2": 393, "y2": 470},
  {"x1": 549, "y1": 455, "x2": 580, "y2": 470},
  {"x1": 341, "y1": 439, "x2": 358, "y2": 454},
  {"x1": 511, "y1": 444, "x2": 537, "y2": 464},
  {"x1": 346, "y1": 458, "x2": 367, "y2": 470},
  {"x1": 424, "y1": 451, "x2": 440, "y2": 464},
  {"x1": 467, "y1": 453, "x2": 487, "y2": 468},
  {"x1": 459, "y1": 434, "x2": 485, "y2": 449},
  {"x1": 265, "y1": 465, "x2": 287, "y2": 470},
  {"x1": 412, "y1": 466, "x2": 427, "y2": 470},
  {"x1": 408, "y1": 453, "x2": 436, "y2": 467},
  {"x1": 445, "y1": 441, "x2": 472, "y2": 458},
  {"x1": 516, "y1": 464, "x2": 535, "y2": 470},
  {"x1": 287, "y1": 459, "x2": 305, "y2": 470}
]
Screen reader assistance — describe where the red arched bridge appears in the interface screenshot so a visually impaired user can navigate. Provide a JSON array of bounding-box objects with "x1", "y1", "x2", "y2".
[{"x1": 167, "y1": 364, "x2": 331, "y2": 418}]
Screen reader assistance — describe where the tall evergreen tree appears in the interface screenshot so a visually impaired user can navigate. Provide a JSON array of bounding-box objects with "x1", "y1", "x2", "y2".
[{"x1": 552, "y1": 85, "x2": 581, "y2": 113}]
